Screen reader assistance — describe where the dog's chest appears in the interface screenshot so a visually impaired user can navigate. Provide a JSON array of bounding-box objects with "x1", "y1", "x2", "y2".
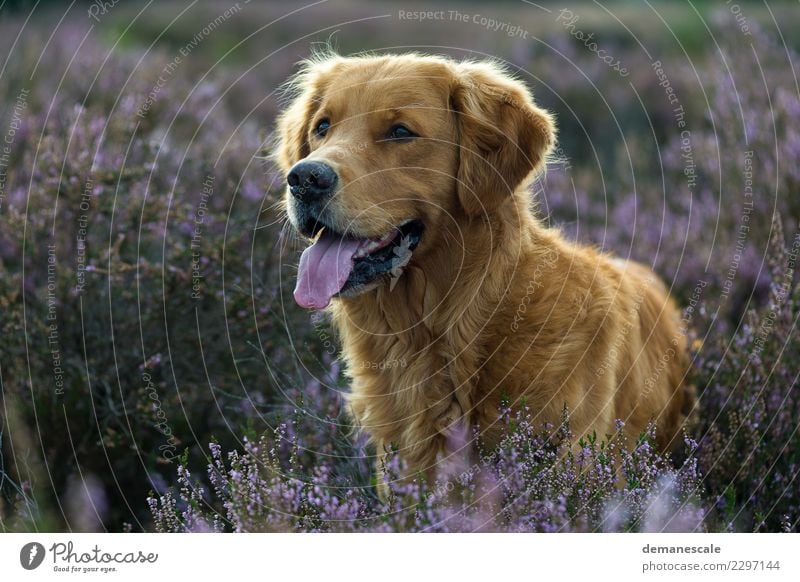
[
  {"x1": 351, "y1": 340, "x2": 424, "y2": 387},
  {"x1": 344, "y1": 317, "x2": 485, "y2": 423},
  {"x1": 348, "y1": 325, "x2": 447, "y2": 389}
]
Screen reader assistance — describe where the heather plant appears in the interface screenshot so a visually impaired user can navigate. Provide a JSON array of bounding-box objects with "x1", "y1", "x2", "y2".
[
  {"x1": 149, "y1": 403, "x2": 705, "y2": 533},
  {"x1": 540, "y1": 22, "x2": 800, "y2": 321},
  {"x1": 0, "y1": 14, "x2": 316, "y2": 529},
  {"x1": 692, "y1": 219, "x2": 800, "y2": 532}
]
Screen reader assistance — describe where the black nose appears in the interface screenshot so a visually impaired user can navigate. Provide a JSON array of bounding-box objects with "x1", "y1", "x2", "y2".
[{"x1": 287, "y1": 160, "x2": 337, "y2": 202}]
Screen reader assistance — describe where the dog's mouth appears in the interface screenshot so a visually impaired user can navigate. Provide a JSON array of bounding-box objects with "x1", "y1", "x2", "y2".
[{"x1": 293, "y1": 219, "x2": 424, "y2": 309}]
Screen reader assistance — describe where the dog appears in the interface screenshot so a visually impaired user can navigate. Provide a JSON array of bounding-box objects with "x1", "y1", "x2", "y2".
[{"x1": 274, "y1": 52, "x2": 696, "y2": 487}]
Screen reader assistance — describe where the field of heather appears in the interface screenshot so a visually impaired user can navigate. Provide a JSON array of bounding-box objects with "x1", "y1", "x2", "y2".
[{"x1": 1, "y1": 0, "x2": 799, "y2": 533}]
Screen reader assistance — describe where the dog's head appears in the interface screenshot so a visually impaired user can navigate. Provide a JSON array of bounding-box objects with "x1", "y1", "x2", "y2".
[{"x1": 275, "y1": 53, "x2": 555, "y2": 309}]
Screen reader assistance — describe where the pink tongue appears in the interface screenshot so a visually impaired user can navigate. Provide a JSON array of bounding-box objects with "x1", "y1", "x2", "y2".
[{"x1": 294, "y1": 232, "x2": 362, "y2": 309}]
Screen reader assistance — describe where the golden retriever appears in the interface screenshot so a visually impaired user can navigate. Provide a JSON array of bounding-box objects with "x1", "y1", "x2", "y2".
[{"x1": 274, "y1": 52, "x2": 696, "y2": 486}]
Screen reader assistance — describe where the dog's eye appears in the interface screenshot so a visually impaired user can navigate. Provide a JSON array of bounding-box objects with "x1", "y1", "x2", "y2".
[
  {"x1": 314, "y1": 119, "x2": 331, "y2": 137},
  {"x1": 386, "y1": 124, "x2": 416, "y2": 141}
]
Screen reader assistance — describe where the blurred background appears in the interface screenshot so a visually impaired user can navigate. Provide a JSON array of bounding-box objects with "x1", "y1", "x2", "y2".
[{"x1": 1, "y1": 0, "x2": 799, "y2": 532}]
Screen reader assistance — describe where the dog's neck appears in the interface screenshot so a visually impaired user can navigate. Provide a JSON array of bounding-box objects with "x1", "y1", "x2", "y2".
[{"x1": 331, "y1": 198, "x2": 552, "y2": 338}]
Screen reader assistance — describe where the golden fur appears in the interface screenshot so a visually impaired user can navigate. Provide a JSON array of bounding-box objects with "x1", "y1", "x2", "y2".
[{"x1": 275, "y1": 53, "x2": 696, "y2": 485}]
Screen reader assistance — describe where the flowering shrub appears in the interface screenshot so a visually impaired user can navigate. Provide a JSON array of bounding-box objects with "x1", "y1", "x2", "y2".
[
  {"x1": 692, "y1": 221, "x2": 800, "y2": 532},
  {"x1": 150, "y1": 409, "x2": 705, "y2": 533},
  {"x1": 1, "y1": 3, "x2": 798, "y2": 533}
]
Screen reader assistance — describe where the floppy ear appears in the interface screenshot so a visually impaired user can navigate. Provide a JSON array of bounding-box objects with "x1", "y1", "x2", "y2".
[{"x1": 451, "y1": 62, "x2": 555, "y2": 217}]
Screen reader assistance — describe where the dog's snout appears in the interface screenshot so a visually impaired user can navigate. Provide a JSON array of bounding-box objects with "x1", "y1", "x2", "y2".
[{"x1": 287, "y1": 160, "x2": 337, "y2": 202}]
